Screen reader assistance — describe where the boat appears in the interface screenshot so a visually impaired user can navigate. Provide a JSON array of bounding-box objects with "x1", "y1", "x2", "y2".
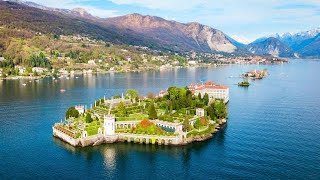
[
  {"x1": 60, "y1": 89, "x2": 66, "y2": 92},
  {"x1": 22, "y1": 83, "x2": 27, "y2": 86}
]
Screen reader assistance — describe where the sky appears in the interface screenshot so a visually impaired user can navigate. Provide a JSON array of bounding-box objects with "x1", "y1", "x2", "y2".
[{"x1": 30, "y1": 0, "x2": 320, "y2": 44}]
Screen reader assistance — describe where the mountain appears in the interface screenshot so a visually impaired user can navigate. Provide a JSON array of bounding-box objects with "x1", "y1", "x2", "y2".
[
  {"x1": 101, "y1": 14, "x2": 238, "y2": 53},
  {"x1": 297, "y1": 34, "x2": 320, "y2": 57},
  {"x1": 252, "y1": 28, "x2": 320, "y2": 58},
  {"x1": 0, "y1": 1, "x2": 241, "y2": 54},
  {"x1": 247, "y1": 37, "x2": 295, "y2": 57},
  {"x1": 0, "y1": 1, "x2": 128, "y2": 42},
  {"x1": 275, "y1": 28, "x2": 320, "y2": 51}
]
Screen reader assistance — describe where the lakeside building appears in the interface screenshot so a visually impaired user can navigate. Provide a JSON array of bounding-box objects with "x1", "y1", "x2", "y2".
[
  {"x1": 75, "y1": 105, "x2": 85, "y2": 114},
  {"x1": 189, "y1": 81, "x2": 229, "y2": 103}
]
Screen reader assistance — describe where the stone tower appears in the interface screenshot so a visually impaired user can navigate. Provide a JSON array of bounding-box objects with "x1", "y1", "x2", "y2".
[{"x1": 104, "y1": 115, "x2": 115, "y2": 136}]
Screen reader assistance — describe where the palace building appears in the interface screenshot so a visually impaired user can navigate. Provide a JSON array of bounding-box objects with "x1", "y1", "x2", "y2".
[{"x1": 188, "y1": 81, "x2": 229, "y2": 103}]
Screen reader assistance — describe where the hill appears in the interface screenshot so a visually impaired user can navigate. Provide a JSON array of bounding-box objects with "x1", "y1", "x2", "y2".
[
  {"x1": 247, "y1": 37, "x2": 294, "y2": 57},
  {"x1": 0, "y1": 1, "x2": 241, "y2": 54}
]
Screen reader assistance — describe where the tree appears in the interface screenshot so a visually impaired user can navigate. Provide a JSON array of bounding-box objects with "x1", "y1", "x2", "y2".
[
  {"x1": 148, "y1": 101, "x2": 158, "y2": 120},
  {"x1": 65, "y1": 107, "x2": 79, "y2": 118},
  {"x1": 198, "y1": 93, "x2": 202, "y2": 100},
  {"x1": 195, "y1": 117, "x2": 209, "y2": 129},
  {"x1": 203, "y1": 93, "x2": 209, "y2": 105},
  {"x1": 168, "y1": 87, "x2": 179, "y2": 100},
  {"x1": 194, "y1": 119, "x2": 201, "y2": 129},
  {"x1": 183, "y1": 117, "x2": 191, "y2": 132},
  {"x1": 147, "y1": 92, "x2": 155, "y2": 99},
  {"x1": 117, "y1": 102, "x2": 127, "y2": 117},
  {"x1": 85, "y1": 113, "x2": 93, "y2": 123},
  {"x1": 127, "y1": 89, "x2": 139, "y2": 102},
  {"x1": 215, "y1": 101, "x2": 227, "y2": 119},
  {"x1": 207, "y1": 102, "x2": 216, "y2": 120}
]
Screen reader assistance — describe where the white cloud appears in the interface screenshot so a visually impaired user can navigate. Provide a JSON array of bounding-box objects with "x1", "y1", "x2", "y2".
[
  {"x1": 26, "y1": 0, "x2": 320, "y2": 40},
  {"x1": 109, "y1": 0, "x2": 210, "y2": 11}
]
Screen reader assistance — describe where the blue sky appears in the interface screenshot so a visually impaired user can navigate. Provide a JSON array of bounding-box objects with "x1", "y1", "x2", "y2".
[{"x1": 31, "y1": 0, "x2": 320, "y2": 44}]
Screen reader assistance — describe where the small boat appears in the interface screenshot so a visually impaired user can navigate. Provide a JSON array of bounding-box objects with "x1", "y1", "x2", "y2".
[
  {"x1": 22, "y1": 83, "x2": 27, "y2": 86},
  {"x1": 66, "y1": 77, "x2": 69, "y2": 80},
  {"x1": 60, "y1": 89, "x2": 66, "y2": 92},
  {"x1": 75, "y1": 77, "x2": 79, "y2": 79}
]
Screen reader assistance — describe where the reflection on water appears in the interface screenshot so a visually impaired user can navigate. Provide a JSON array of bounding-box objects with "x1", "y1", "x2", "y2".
[{"x1": 103, "y1": 147, "x2": 116, "y2": 170}]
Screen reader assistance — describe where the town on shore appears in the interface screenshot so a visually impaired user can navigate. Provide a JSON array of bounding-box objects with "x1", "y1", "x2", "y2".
[
  {"x1": 0, "y1": 34, "x2": 287, "y2": 80},
  {"x1": 53, "y1": 81, "x2": 229, "y2": 147}
]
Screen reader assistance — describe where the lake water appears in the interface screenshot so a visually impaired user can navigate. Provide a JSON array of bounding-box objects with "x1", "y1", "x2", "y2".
[{"x1": 1, "y1": 60, "x2": 320, "y2": 179}]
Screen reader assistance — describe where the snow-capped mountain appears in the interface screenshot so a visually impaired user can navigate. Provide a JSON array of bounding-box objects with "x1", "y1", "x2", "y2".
[{"x1": 250, "y1": 27, "x2": 320, "y2": 58}]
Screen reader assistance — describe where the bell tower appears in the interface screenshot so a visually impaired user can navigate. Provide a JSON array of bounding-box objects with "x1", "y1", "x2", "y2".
[{"x1": 104, "y1": 115, "x2": 115, "y2": 136}]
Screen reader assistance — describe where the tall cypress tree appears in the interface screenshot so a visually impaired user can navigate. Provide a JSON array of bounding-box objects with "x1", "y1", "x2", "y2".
[{"x1": 148, "y1": 102, "x2": 158, "y2": 120}]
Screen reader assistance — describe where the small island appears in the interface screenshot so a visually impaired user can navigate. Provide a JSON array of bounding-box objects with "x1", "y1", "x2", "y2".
[
  {"x1": 242, "y1": 69, "x2": 268, "y2": 79},
  {"x1": 238, "y1": 81, "x2": 250, "y2": 87},
  {"x1": 53, "y1": 81, "x2": 229, "y2": 147}
]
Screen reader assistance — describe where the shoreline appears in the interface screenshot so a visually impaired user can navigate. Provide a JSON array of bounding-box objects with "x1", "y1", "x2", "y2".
[
  {"x1": 0, "y1": 61, "x2": 287, "y2": 81},
  {"x1": 53, "y1": 119, "x2": 227, "y2": 147},
  {"x1": 0, "y1": 64, "x2": 212, "y2": 80}
]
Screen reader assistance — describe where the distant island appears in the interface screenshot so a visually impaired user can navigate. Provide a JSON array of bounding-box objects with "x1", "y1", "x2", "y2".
[
  {"x1": 238, "y1": 81, "x2": 250, "y2": 87},
  {"x1": 53, "y1": 81, "x2": 229, "y2": 147},
  {"x1": 242, "y1": 69, "x2": 268, "y2": 79}
]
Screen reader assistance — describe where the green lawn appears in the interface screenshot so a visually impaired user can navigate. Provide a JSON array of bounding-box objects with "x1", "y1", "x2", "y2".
[{"x1": 84, "y1": 121, "x2": 101, "y2": 136}]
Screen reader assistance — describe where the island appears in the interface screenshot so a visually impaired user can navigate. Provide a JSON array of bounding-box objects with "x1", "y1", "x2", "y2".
[
  {"x1": 52, "y1": 81, "x2": 229, "y2": 147},
  {"x1": 242, "y1": 69, "x2": 268, "y2": 79},
  {"x1": 238, "y1": 81, "x2": 250, "y2": 87}
]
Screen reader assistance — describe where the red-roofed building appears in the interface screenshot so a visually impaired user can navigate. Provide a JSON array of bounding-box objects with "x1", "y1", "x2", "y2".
[
  {"x1": 188, "y1": 81, "x2": 229, "y2": 103},
  {"x1": 158, "y1": 90, "x2": 168, "y2": 97}
]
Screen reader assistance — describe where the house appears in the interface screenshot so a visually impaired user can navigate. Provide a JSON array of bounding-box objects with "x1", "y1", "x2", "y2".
[
  {"x1": 189, "y1": 81, "x2": 229, "y2": 103},
  {"x1": 0, "y1": 57, "x2": 4, "y2": 61},
  {"x1": 59, "y1": 68, "x2": 69, "y2": 75},
  {"x1": 188, "y1": 61, "x2": 197, "y2": 65},
  {"x1": 15, "y1": 65, "x2": 26, "y2": 75},
  {"x1": 32, "y1": 67, "x2": 47, "y2": 74},
  {"x1": 88, "y1": 60, "x2": 96, "y2": 65},
  {"x1": 158, "y1": 90, "x2": 168, "y2": 97},
  {"x1": 75, "y1": 105, "x2": 85, "y2": 114},
  {"x1": 196, "y1": 108, "x2": 205, "y2": 117}
]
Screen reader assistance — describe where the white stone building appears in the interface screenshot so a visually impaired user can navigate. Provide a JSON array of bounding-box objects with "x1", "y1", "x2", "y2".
[
  {"x1": 189, "y1": 81, "x2": 229, "y2": 103},
  {"x1": 32, "y1": 67, "x2": 47, "y2": 74},
  {"x1": 104, "y1": 115, "x2": 115, "y2": 136},
  {"x1": 15, "y1": 65, "x2": 26, "y2": 75},
  {"x1": 75, "y1": 105, "x2": 85, "y2": 114},
  {"x1": 196, "y1": 108, "x2": 205, "y2": 117},
  {"x1": 188, "y1": 60, "x2": 197, "y2": 65},
  {"x1": 88, "y1": 60, "x2": 96, "y2": 65}
]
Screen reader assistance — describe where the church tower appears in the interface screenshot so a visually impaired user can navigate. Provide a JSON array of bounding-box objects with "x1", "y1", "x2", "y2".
[{"x1": 104, "y1": 115, "x2": 115, "y2": 136}]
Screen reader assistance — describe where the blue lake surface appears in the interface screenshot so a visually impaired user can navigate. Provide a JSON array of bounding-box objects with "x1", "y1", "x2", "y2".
[{"x1": 0, "y1": 60, "x2": 320, "y2": 179}]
